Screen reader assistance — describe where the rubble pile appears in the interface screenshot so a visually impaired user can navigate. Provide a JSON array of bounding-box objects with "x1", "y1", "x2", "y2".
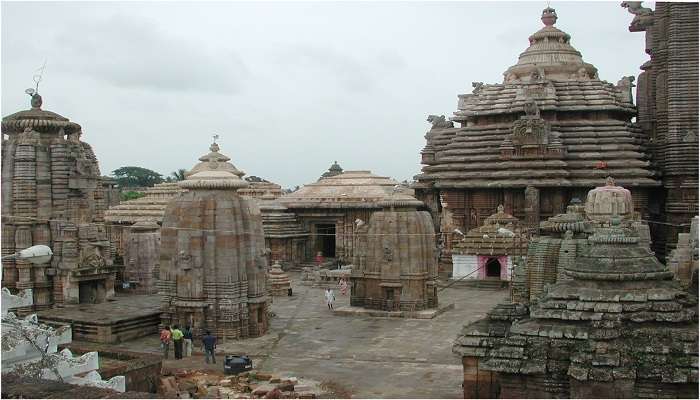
[{"x1": 159, "y1": 370, "x2": 325, "y2": 399}]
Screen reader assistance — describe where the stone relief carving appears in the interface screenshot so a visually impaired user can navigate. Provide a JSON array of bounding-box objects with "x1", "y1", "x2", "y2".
[
  {"x1": 17, "y1": 128, "x2": 40, "y2": 143},
  {"x1": 621, "y1": 1, "x2": 654, "y2": 30},
  {"x1": 177, "y1": 251, "x2": 193, "y2": 271},
  {"x1": 471, "y1": 81, "x2": 484, "y2": 94},
  {"x1": 617, "y1": 76, "x2": 636, "y2": 103},
  {"x1": 426, "y1": 115, "x2": 454, "y2": 130}
]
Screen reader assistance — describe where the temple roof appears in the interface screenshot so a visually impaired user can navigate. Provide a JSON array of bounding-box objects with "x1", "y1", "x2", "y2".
[
  {"x1": 180, "y1": 141, "x2": 249, "y2": 190},
  {"x1": 454, "y1": 205, "x2": 529, "y2": 256},
  {"x1": 104, "y1": 183, "x2": 183, "y2": 224},
  {"x1": 502, "y1": 7, "x2": 598, "y2": 82},
  {"x1": 280, "y1": 170, "x2": 403, "y2": 209},
  {"x1": 417, "y1": 7, "x2": 657, "y2": 189},
  {"x1": 2, "y1": 94, "x2": 81, "y2": 134}
]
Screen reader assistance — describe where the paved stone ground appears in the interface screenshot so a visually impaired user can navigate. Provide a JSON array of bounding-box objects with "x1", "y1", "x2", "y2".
[{"x1": 98, "y1": 273, "x2": 507, "y2": 398}]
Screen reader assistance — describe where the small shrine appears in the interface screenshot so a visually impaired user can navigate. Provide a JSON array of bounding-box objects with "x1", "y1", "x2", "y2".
[
  {"x1": 267, "y1": 261, "x2": 292, "y2": 296},
  {"x1": 452, "y1": 205, "x2": 528, "y2": 282}
]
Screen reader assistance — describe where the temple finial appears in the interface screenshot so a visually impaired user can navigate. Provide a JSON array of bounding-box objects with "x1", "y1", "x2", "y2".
[
  {"x1": 541, "y1": 6, "x2": 557, "y2": 26},
  {"x1": 210, "y1": 134, "x2": 220, "y2": 152}
]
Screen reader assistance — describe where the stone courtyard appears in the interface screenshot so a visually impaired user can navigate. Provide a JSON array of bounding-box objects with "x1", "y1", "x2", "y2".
[{"x1": 82, "y1": 273, "x2": 507, "y2": 398}]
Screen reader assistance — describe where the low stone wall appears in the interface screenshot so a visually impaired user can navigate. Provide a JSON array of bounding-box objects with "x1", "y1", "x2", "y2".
[
  {"x1": 0, "y1": 373, "x2": 156, "y2": 398},
  {"x1": 63, "y1": 344, "x2": 162, "y2": 393}
]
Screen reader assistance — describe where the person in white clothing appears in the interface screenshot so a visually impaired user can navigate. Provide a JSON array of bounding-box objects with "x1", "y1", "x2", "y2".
[{"x1": 325, "y1": 288, "x2": 335, "y2": 310}]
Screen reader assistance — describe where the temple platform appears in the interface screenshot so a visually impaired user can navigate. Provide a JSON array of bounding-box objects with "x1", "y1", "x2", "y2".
[
  {"x1": 37, "y1": 295, "x2": 160, "y2": 344},
  {"x1": 332, "y1": 302, "x2": 454, "y2": 319}
]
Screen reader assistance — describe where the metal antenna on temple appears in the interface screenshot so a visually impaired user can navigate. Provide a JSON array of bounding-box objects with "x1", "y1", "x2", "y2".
[{"x1": 33, "y1": 60, "x2": 47, "y2": 93}]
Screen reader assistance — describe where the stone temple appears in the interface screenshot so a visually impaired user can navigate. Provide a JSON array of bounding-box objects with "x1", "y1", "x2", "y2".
[
  {"x1": 350, "y1": 188, "x2": 439, "y2": 313},
  {"x1": 279, "y1": 167, "x2": 402, "y2": 264},
  {"x1": 1, "y1": 91, "x2": 117, "y2": 310},
  {"x1": 624, "y1": 1, "x2": 699, "y2": 259},
  {"x1": 453, "y1": 178, "x2": 698, "y2": 398},
  {"x1": 159, "y1": 141, "x2": 269, "y2": 340},
  {"x1": 415, "y1": 7, "x2": 659, "y2": 275}
]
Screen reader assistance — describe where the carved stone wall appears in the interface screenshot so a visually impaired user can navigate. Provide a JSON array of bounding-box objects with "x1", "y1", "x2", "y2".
[
  {"x1": 628, "y1": 2, "x2": 699, "y2": 259},
  {"x1": 350, "y1": 192, "x2": 438, "y2": 312},
  {"x1": 1, "y1": 94, "x2": 116, "y2": 310},
  {"x1": 159, "y1": 142, "x2": 269, "y2": 341}
]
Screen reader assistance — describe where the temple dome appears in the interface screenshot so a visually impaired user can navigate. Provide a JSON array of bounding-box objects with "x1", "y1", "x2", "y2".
[
  {"x1": 2, "y1": 93, "x2": 81, "y2": 134},
  {"x1": 180, "y1": 142, "x2": 249, "y2": 190},
  {"x1": 280, "y1": 170, "x2": 402, "y2": 208},
  {"x1": 502, "y1": 7, "x2": 598, "y2": 82}
]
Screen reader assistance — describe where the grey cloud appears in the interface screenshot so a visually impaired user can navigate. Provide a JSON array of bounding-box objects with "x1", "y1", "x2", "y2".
[
  {"x1": 54, "y1": 14, "x2": 248, "y2": 94},
  {"x1": 272, "y1": 44, "x2": 377, "y2": 93}
]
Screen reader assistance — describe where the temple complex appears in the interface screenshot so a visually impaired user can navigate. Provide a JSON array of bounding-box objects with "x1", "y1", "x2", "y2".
[
  {"x1": 453, "y1": 179, "x2": 698, "y2": 398},
  {"x1": 105, "y1": 175, "x2": 286, "y2": 292},
  {"x1": 158, "y1": 141, "x2": 269, "y2": 340},
  {"x1": 623, "y1": 1, "x2": 699, "y2": 259},
  {"x1": 349, "y1": 188, "x2": 439, "y2": 313},
  {"x1": 415, "y1": 7, "x2": 660, "y2": 274},
  {"x1": 279, "y1": 169, "x2": 402, "y2": 263},
  {"x1": 451, "y1": 205, "x2": 528, "y2": 283},
  {"x1": 1, "y1": 91, "x2": 117, "y2": 310}
]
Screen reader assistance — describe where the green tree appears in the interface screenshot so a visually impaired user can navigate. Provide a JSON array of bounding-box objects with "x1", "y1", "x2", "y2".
[
  {"x1": 120, "y1": 191, "x2": 147, "y2": 201},
  {"x1": 168, "y1": 169, "x2": 188, "y2": 182},
  {"x1": 111, "y1": 166, "x2": 163, "y2": 188}
]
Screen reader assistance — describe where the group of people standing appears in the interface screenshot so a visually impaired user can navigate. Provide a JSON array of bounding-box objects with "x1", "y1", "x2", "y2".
[{"x1": 160, "y1": 325, "x2": 218, "y2": 364}]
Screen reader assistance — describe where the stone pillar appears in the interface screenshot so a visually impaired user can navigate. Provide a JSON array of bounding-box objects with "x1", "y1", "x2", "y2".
[{"x1": 524, "y1": 186, "x2": 540, "y2": 233}]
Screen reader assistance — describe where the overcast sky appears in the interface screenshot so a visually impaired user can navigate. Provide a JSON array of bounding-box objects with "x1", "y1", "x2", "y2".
[{"x1": 1, "y1": 1, "x2": 649, "y2": 189}]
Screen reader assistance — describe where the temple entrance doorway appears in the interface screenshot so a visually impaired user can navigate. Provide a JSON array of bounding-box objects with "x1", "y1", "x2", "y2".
[
  {"x1": 315, "y1": 224, "x2": 336, "y2": 258},
  {"x1": 78, "y1": 279, "x2": 106, "y2": 304},
  {"x1": 485, "y1": 258, "x2": 502, "y2": 278}
]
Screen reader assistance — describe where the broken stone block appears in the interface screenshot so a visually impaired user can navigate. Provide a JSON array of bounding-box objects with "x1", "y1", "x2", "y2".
[
  {"x1": 256, "y1": 373, "x2": 273, "y2": 381},
  {"x1": 264, "y1": 388, "x2": 283, "y2": 399},
  {"x1": 252, "y1": 384, "x2": 275, "y2": 396}
]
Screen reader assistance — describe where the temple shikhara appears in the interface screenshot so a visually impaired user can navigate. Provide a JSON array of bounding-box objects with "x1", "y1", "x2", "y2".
[
  {"x1": 158, "y1": 141, "x2": 270, "y2": 340},
  {"x1": 416, "y1": 7, "x2": 662, "y2": 277},
  {"x1": 1, "y1": 92, "x2": 117, "y2": 310},
  {"x1": 0, "y1": 2, "x2": 697, "y2": 399}
]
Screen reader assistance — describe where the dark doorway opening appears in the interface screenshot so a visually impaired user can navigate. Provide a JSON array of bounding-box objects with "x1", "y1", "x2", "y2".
[
  {"x1": 316, "y1": 224, "x2": 336, "y2": 258},
  {"x1": 78, "y1": 279, "x2": 106, "y2": 304},
  {"x1": 486, "y1": 258, "x2": 502, "y2": 278}
]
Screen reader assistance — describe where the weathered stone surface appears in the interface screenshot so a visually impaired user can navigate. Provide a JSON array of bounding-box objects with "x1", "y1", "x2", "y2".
[
  {"x1": 350, "y1": 188, "x2": 439, "y2": 313},
  {"x1": 1, "y1": 93, "x2": 117, "y2": 309},
  {"x1": 159, "y1": 141, "x2": 269, "y2": 340},
  {"x1": 453, "y1": 177, "x2": 699, "y2": 398}
]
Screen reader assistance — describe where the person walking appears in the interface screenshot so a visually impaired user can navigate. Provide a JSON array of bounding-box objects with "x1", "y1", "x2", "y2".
[
  {"x1": 339, "y1": 278, "x2": 348, "y2": 296},
  {"x1": 202, "y1": 330, "x2": 217, "y2": 364},
  {"x1": 325, "y1": 288, "x2": 335, "y2": 310},
  {"x1": 183, "y1": 325, "x2": 193, "y2": 357},
  {"x1": 171, "y1": 325, "x2": 184, "y2": 360},
  {"x1": 160, "y1": 326, "x2": 172, "y2": 359}
]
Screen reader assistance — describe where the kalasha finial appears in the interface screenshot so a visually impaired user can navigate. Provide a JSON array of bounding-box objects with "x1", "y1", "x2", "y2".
[
  {"x1": 210, "y1": 134, "x2": 220, "y2": 152},
  {"x1": 605, "y1": 176, "x2": 616, "y2": 186},
  {"x1": 541, "y1": 6, "x2": 557, "y2": 26}
]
